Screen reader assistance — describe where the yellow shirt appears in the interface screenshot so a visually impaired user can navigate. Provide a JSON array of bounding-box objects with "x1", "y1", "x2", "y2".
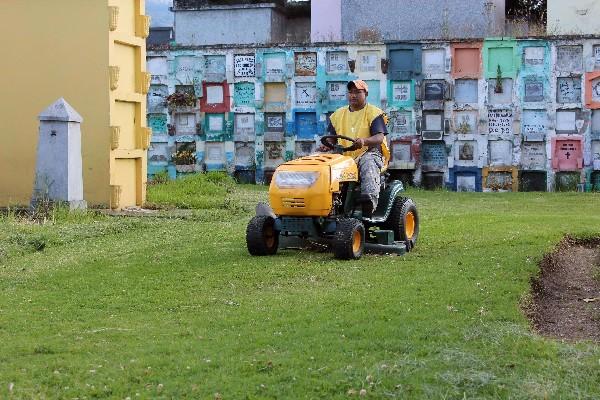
[{"x1": 329, "y1": 104, "x2": 390, "y2": 166}]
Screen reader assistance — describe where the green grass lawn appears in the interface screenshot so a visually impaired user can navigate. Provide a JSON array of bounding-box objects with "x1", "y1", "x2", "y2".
[{"x1": 1, "y1": 175, "x2": 599, "y2": 399}]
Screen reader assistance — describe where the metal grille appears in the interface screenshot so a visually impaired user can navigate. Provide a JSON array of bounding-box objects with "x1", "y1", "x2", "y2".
[{"x1": 282, "y1": 198, "x2": 305, "y2": 208}]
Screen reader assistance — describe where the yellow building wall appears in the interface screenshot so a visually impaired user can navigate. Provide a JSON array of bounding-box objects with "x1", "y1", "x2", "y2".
[
  {"x1": 109, "y1": 0, "x2": 150, "y2": 209},
  {"x1": 548, "y1": 0, "x2": 600, "y2": 35},
  {"x1": 0, "y1": 0, "x2": 148, "y2": 209}
]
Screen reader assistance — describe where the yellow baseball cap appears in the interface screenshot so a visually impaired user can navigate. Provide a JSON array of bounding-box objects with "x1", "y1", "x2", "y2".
[{"x1": 347, "y1": 79, "x2": 369, "y2": 92}]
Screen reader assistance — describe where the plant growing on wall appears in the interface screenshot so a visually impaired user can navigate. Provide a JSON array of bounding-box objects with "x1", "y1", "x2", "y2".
[
  {"x1": 456, "y1": 120, "x2": 472, "y2": 134},
  {"x1": 487, "y1": 174, "x2": 512, "y2": 191},
  {"x1": 166, "y1": 91, "x2": 196, "y2": 108},
  {"x1": 171, "y1": 149, "x2": 196, "y2": 165},
  {"x1": 495, "y1": 65, "x2": 503, "y2": 93}
]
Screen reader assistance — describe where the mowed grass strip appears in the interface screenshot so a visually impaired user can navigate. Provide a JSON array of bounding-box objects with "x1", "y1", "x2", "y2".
[{"x1": 0, "y1": 178, "x2": 599, "y2": 399}]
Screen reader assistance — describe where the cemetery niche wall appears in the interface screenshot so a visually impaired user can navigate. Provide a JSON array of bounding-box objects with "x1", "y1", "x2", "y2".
[{"x1": 147, "y1": 37, "x2": 600, "y2": 191}]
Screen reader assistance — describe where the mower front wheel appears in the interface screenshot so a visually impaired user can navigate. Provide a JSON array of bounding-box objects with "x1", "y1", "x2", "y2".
[
  {"x1": 333, "y1": 218, "x2": 365, "y2": 260},
  {"x1": 246, "y1": 215, "x2": 279, "y2": 256}
]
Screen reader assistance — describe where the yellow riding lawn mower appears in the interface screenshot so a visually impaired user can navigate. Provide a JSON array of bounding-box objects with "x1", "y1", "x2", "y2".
[{"x1": 246, "y1": 135, "x2": 419, "y2": 259}]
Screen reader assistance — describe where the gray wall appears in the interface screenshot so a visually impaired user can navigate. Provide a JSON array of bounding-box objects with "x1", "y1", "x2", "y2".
[
  {"x1": 175, "y1": 7, "x2": 274, "y2": 45},
  {"x1": 284, "y1": 17, "x2": 311, "y2": 43},
  {"x1": 341, "y1": 0, "x2": 505, "y2": 41}
]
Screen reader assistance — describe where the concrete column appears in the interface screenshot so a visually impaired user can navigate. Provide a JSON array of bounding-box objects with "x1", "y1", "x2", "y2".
[{"x1": 32, "y1": 98, "x2": 87, "y2": 210}]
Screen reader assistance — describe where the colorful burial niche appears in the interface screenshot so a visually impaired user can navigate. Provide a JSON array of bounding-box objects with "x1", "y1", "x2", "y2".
[
  {"x1": 390, "y1": 81, "x2": 412, "y2": 104},
  {"x1": 422, "y1": 172, "x2": 444, "y2": 190},
  {"x1": 551, "y1": 135, "x2": 583, "y2": 171},
  {"x1": 521, "y1": 109, "x2": 547, "y2": 141},
  {"x1": 148, "y1": 141, "x2": 170, "y2": 163},
  {"x1": 295, "y1": 112, "x2": 317, "y2": 140},
  {"x1": 451, "y1": 43, "x2": 481, "y2": 78},
  {"x1": 523, "y1": 46, "x2": 545, "y2": 67},
  {"x1": 523, "y1": 77, "x2": 544, "y2": 103},
  {"x1": 421, "y1": 142, "x2": 447, "y2": 172},
  {"x1": 454, "y1": 140, "x2": 477, "y2": 166},
  {"x1": 556, "y1": 77, "x2": 581, "y2": 104},
  {"x1": 234, "y1": 54, "x2": 255, "y2": 78},
  {"x1": 454, "y1": 111, "x2": 478, "y2": 135},
  {"x1": 147, "y1": 56, "x2": 168, "y2": 81},
  {"x1": 521, "y1": 142, "x2": 546, "y2": 170},
  {"x1": 487, "y1": 78, "x2": 513, "y2": 104},
  {"x1": 233, "y1": 82, "x2": 255, "y2": 107},
  {"x1": 327, "y1": 81, "x2": 347, "y2": 103},
  {"x1": 294, "y1": 52, "x2": 317, "y2": 76},
  {"x1": 234, "y1": 113, "x2": 255, "y2": 142},
  {"x1": 487, "y1": 109, "x2": 513, "y2": 136},
  {"x1": 388, "y1": 44, "x2": 421, "y2": 81},
  {"x1": 519, "y1": 171, "x2": 547, "y2": 192},
  {"x1": 326, "y1": 51, "x2": 348, "y2": 73},
  {"x1": 454, "y1": 79, "x2": 478, "y2": 103},
  {"x1": 234, "y1": 141, "x2": 255, "y2": 170},
  {"x1": 264, "y1": 52, "x2": 286, "y2": 80},
  {"x1": 175, "y1": 112, "x2": 197, "y2": 136},
  {"x1": 358, "y1": 50, "x2": 380, "y2": 72},
  {"x1": 488, "y1": 140, "x2": 513, "y2": 166},
  {"x1": 483, "y1": 167, "x2": 517, "y2": 192},
  {"x1": 264, "y1": 141, "x2": 285, "y2": 169},
  {"x1": 200, "y1": 82, "x2": 229, "y2": 113},
  {"x1": 295, "y1": 82, "x2": 317, "y2": 108},
  {"x1": 264, "y1": 113, "x2": 285, "y2": 141},
  {"x1": 388, "y1": 110, "x2": 413, "y2": 136},
  {"x1": 264, "y1": 82, "x2": 286, "y2": 111},
  {"x1": 175, "y1": 56, "x2": 197, "y2": 85},
  {"x1": 148, "y1": 85, "x2": 168, "y2": 113},
  {"x1": 148, "y1": 114, "x2": 167, "y2": 135},
  {"x1": 204, "y1": 142, "x2": 225, "y2": 171},
  {"x1": 556, "y1": 45, "x2": 583, "y2": 72},
  {"x1": 295, "y1": 140, "x2": 316, "y2": 158},
  {"x1": 422, "y1": 48, "x2": 446, "y2": 75},
  {"x1": 389, "y1": 139, "x2": 416, "y2": 169},
  {"x1": 204, "y1": 55, "x2": 226, "y2": 82},
  {"x1": 555, "y1": 171, "x2": 580, "y2": 192}
]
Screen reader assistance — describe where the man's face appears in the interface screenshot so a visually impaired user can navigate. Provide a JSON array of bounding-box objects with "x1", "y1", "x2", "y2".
[{"x1": 347, "y1": 86, "x2": 367, "y2": 109}]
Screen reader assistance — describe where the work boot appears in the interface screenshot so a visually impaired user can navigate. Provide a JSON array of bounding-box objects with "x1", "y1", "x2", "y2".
[{"x1": 359, "y1": 194, "x2": 374, "y2": 218}]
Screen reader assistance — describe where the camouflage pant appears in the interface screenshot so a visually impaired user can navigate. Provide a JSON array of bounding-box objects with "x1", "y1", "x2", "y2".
[{"x1": 357, "y1": 149, "x2": 383, "y2": 210}]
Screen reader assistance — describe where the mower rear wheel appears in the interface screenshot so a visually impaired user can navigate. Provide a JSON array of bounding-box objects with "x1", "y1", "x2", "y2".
[
  {"x1": 333, "y1": 218, "x2": 365, "y2": 260},
  {"x1": 246, "y1": 215, "x2": 279, "y2": 256},
  {"x1": 384, "y1": 197, "x2": 419, "y2": 251}
]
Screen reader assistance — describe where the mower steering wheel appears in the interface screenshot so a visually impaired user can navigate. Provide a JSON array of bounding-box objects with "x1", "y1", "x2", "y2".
[{"x1": 320, "y1": 135, "x2": 357, "y2": 152}]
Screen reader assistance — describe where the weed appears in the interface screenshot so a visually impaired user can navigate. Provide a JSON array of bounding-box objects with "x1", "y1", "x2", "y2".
[{"x1": 151, "y1": 170, "x2": 170, "y2": 185}]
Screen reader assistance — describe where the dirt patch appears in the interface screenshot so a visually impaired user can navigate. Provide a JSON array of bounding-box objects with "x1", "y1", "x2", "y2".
[{"x1": 526, "y1": 236, "x2": 600, "y2": 341}]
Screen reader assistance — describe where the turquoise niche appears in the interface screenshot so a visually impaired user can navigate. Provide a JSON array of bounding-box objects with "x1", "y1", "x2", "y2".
[
  {"x1": 387, "y1": 80, "x2": 415, "y2": 108},
  {"x1": 517, "y1": 40, "x2": 550, "y2": 104},
  {"x1": 234, "y1": 82, "x2": 255, "y2": 107},
  {"x1": 204, "y1": 113, "x2": 226, "y2": 141},
  {"x1": 365, "y1": 80, "x2": 381, "y2": 106},
  {"x1": 148, "y1": 114, "x2": 167, "y2": 134}
]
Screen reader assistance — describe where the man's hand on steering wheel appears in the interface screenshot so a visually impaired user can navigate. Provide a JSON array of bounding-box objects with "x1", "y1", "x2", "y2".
[
  {"x1": 348, "y1": 137, "x2": 366, "y2": 151},
  {"x1": 319, "y1": 135, "x2": 360, "y2": 153}
]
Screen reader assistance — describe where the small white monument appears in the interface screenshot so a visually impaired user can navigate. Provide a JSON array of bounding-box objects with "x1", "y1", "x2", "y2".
[{"x1": 32, "y1": 98, "x2": 87, "y2": 210}]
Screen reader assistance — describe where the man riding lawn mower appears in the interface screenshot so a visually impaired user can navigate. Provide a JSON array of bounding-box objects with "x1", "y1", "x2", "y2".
[{"x1": 246, "y1": 80, "x2": 419, "y2": 259}]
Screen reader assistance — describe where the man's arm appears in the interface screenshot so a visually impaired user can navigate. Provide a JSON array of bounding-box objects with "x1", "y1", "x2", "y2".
[
  {"x1": 353, "y1": 133, "x2": 384, "y2": 149},
  {"x1": 351, "y1": 114, "x2": 387, "y2": 150}
]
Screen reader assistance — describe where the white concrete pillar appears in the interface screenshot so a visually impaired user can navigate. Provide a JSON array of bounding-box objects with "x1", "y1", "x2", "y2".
[{"x1": 32, "y1": 98, "x2": 87, "y2": 210}]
